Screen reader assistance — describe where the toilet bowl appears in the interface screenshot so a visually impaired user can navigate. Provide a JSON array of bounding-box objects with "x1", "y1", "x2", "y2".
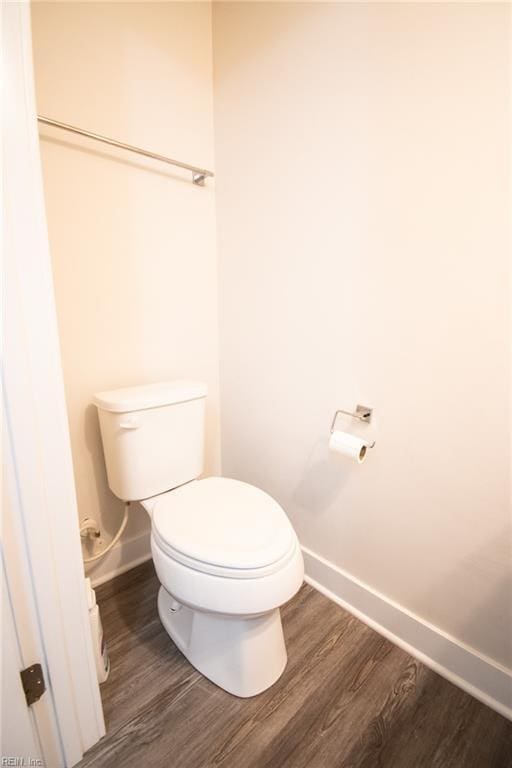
[
  {"x1": 93, "y1": 380, "x2": 304, "y2": 697},
  {"x1": 143, "y1": 477, "x2": 304, "y2": 697}
]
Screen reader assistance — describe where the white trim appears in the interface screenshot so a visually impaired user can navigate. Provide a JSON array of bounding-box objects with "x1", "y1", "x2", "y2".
[
  {"x1": 3, "y1": 2, "x2": 105, "y2": 764},
  {"x1": 302, "y1": 546, "x2": 512, "y2": 721},
  {"x1": 87, "y1": 529, "x2": 152, "y2": 588}
]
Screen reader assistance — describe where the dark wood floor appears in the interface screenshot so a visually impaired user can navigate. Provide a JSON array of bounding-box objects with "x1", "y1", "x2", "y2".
[{"x1": 78, "y1": 561, "x2": 511, "y2": 768}]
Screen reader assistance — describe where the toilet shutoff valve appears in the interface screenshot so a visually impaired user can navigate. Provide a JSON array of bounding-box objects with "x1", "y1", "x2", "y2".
[{"x1": 80, "y1": 518, "x2": 101, "y2": 539}]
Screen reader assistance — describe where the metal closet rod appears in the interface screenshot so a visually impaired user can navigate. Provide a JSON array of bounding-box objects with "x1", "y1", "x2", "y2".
[{"x1": 37, "y1": 115, "x2": 214, "y2": 186}]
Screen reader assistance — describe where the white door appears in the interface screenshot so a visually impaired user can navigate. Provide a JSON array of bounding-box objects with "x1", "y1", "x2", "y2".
[
  {"x1": 1, "y1": 560, "x2": 45, "y2": 765},
  {"x1": 1, "y1": 423, "x2": 64, "y2": 766},
  {"x1": 2, "y1": 1, "x2": 105, "y2": 765}
]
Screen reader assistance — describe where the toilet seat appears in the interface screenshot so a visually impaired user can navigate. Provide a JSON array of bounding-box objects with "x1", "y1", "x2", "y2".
[
  {"x1": 151, "y1": 477, "x2": 296, "y2": 579},
  {"x1": 151, "y1": 531, "x2": 304, "y2": 617},
  {"x1": 152, "y1": 527, "x2": 298, "y2": 579}
]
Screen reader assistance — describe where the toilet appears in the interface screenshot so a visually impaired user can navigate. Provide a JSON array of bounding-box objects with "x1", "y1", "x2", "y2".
[{"x1": 93, "y1": 380, "x2": 304, "y2": 697}]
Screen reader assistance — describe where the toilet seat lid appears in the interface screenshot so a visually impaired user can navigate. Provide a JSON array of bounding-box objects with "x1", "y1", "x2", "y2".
[{"x1": 151, "y1": 477, "x2": 295, "y2": 571}]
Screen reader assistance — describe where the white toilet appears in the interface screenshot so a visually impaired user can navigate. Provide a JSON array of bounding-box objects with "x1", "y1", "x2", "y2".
[{"x1": 93, "y1": 380, "x2": 304, "y2": 697}]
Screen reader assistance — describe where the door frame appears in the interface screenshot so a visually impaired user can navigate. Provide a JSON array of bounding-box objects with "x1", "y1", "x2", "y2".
[{"x1": 3, "y1": 2, "x2": 105, "y2": 764}]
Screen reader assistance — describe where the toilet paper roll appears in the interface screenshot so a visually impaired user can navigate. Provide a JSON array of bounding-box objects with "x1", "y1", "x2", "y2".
[{"x1": 329, "y1": 430, "x2": 368, "y2": 463}]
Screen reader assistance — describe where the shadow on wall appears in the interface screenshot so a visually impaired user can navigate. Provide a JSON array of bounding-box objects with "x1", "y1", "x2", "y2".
[
  {"x1": 290, "y1": 432, "x2": 512, "y2": 673},
  {"x1": 408, "y1": 536, "x2": 512, "y2": 704},
  {"x1": 292, "y1": 437, "x2": 352, "y2": 514},
  {"x1": 40, "y1": 134, "x2": 193, "y2": 187},
  {"x1": 424, "y1": 533, "x2": 512, "y2": 673},
  {"x1": 83, "y1": 403, "x2": 126, "y2": 542},
  {"x1": 212, "y1": 2, "x2": 317, "y2": 89}
]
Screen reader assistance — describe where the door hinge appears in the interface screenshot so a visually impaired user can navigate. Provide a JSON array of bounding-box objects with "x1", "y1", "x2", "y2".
[{"x1": 20, "y1": 663, "x2": 46, "y2": 706}]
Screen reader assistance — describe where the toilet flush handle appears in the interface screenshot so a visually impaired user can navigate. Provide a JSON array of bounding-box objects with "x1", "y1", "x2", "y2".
[{"x1": 119, "y1": 418, "x2": 140, "y2": 430}]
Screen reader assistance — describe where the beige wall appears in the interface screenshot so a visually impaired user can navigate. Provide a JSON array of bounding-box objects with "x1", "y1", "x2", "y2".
[
  {"x1": 31, "y1": 2, "x2": 220, "y2": 574},
  {"x1": 32, "y1": 0, "x2": 511, "y2": 672},
  {"x1": 213, "y1": 2, "x2": 511, "y2": 669}
]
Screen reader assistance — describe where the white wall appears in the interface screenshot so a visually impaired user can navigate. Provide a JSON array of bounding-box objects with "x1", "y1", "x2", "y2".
[
  {"x1": 31, "y1": 1, "x2": 220, "y2": 578},
  {"x1": 213, "y1": 0, "x2": 511, "y2": 676}
]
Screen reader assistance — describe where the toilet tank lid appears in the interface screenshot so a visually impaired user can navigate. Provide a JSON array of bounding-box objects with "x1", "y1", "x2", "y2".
[{"x1": 92, "y1": 380, "x2": 207, "y2": 413}]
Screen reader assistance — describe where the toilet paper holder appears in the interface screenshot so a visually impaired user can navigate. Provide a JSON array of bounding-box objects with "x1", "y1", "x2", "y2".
[{"x1": 330, "y1": 406, "x2": 376, "y2": 448}]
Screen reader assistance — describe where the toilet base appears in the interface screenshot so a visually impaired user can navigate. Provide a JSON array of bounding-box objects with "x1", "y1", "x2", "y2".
[{"x1": 157, "y1": 586, "x2": 287, "y2": 697}]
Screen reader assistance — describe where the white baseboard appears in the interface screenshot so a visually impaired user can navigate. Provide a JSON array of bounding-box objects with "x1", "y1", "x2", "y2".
[
  {"x1": 302, "y1": 546, "x2": 512, "y2": 721},
  {"x1": 86, "y1": 529, "x2": 152, "y2": 588}
]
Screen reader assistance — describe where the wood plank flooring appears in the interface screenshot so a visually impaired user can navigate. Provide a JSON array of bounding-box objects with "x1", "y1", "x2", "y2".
[{"x1": 78, "y1": 561, "x2": 511, "y2": 768}]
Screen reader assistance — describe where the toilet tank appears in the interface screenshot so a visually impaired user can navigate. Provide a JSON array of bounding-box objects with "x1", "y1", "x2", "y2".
[{"x1": 93, "y1": 380, "x2": 207, "y2": 501}]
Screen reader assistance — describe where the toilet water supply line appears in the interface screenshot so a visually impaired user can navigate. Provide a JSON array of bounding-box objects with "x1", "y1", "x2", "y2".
[{"x1": 82, "y1": 502, "x2": 130, "y2": 564}]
